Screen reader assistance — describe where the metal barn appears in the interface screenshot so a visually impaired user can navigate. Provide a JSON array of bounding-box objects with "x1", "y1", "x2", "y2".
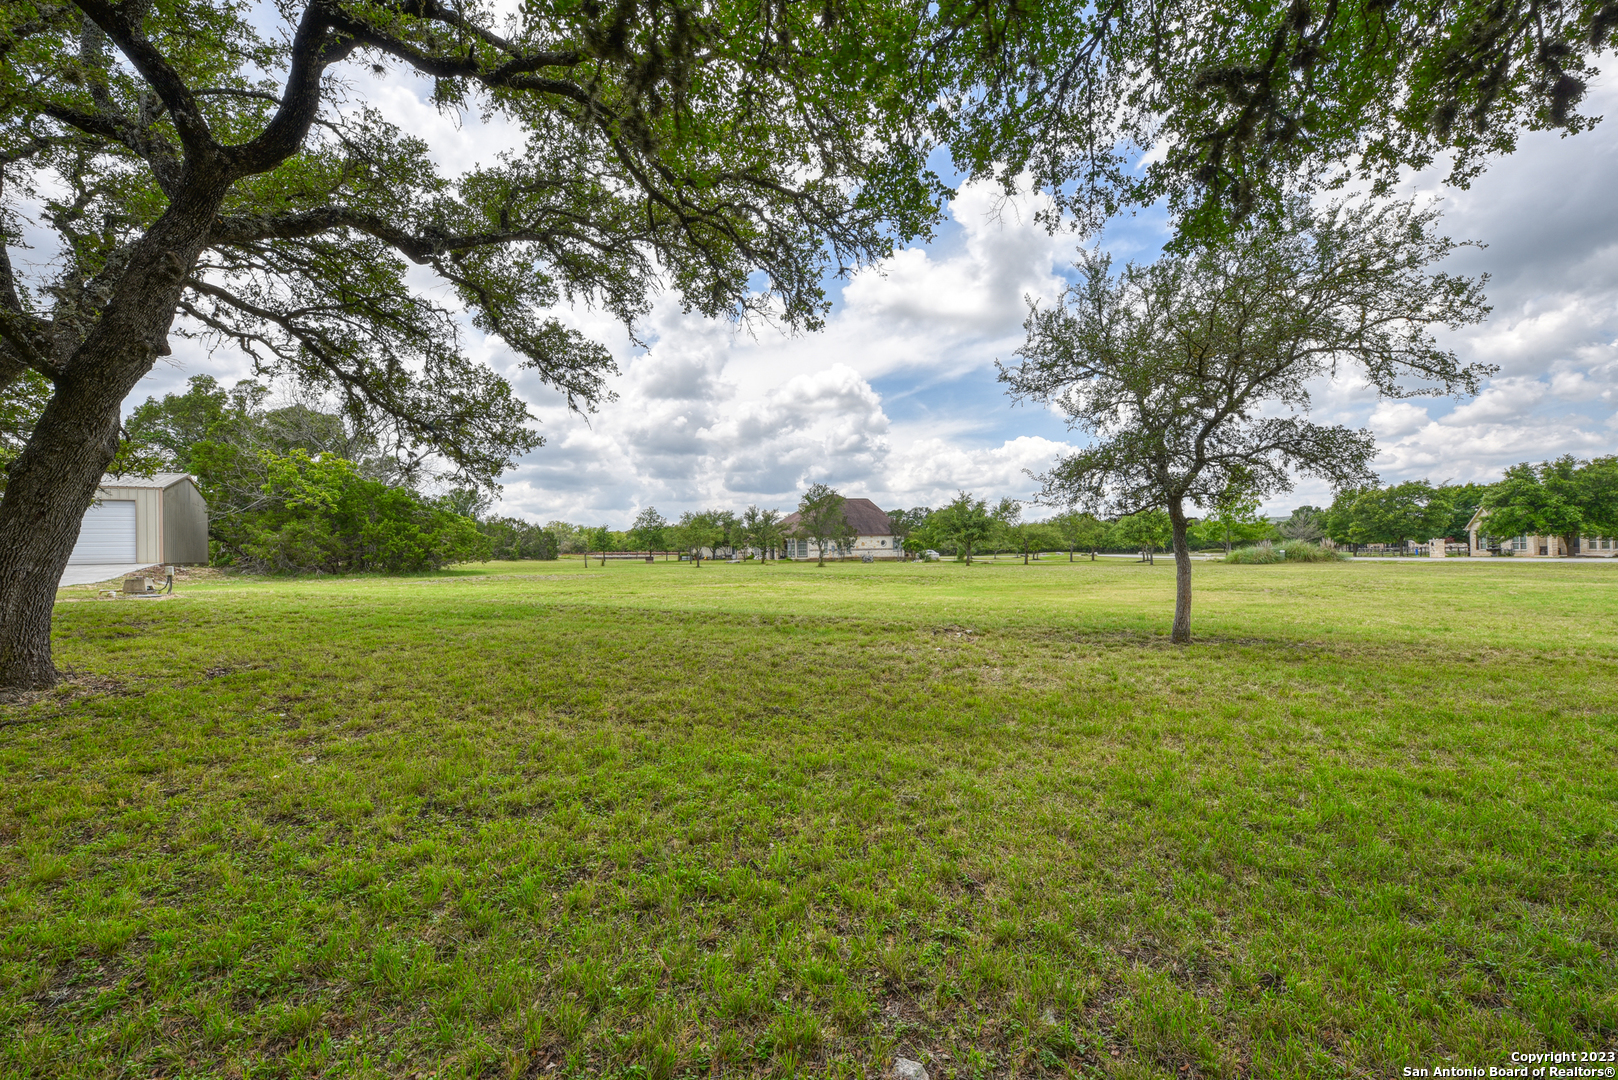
[{"x1": 69, "y1": 473, "x2": 209, "y2": 568}]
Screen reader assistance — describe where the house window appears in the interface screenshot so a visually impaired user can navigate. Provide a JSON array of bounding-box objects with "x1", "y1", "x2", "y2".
[
  {"x1": 879, "y1": 539, "x2": 886, "y2": 546},
  {"x1": 1512, "y1": 537, "x2": 1527, "y2": 551}
]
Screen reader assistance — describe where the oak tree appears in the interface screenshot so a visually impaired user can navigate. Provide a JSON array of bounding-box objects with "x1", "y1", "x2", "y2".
[
  {"x1": 0, "y1": 0, "x2": 945, "y2": 687},
  {"x1": 1002, "y1": 198, "x2": 1491, "y2": 642},
  {"x1": 940, "y1": 0, "x2": 1618, "y2": 236},
  {"x1": 793, "y1": 483, "x2": 850, "y2": 566},
  {"x1": 934, "y1": 490, "x2": 995, "y2": 565}
]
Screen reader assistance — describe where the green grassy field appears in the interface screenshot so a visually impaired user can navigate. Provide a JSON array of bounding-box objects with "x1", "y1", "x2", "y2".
[{"x1": 4, "y1": 557, "x2": 1615, "y2": 1079}]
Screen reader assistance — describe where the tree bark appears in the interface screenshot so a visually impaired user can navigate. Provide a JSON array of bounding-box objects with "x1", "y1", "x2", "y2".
[
  {"x1": 1169, "y1": 498, "x2": 1193, "y2": 644},
  {"x1": 0, "y1": 179, "x2": 227, "y2": 690}
]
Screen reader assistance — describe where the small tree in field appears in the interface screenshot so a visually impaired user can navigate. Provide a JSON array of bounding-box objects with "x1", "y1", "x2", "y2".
[
  {"x1": 758, "y1": 509, "x2": 785, "y2": 561},
  {"x1": 1002, "y1": 198, "x2": 1491, "y2": 643},
  {"x1": 741, "y1": 506, "x2": 782, "y2": 563},
  {"x1": 795, "y1": 484, "x2": 852, "y2": 567},
  {"x1": 712, "y1": 511, "x2": 742, "y2": 559},
  {"x1": 1053, "y1": 509, "x2": 1107, "y2": 561},
  {"x1": 936, "y1": 491, "x2": 996, "y2": 565},
  {"x1": 586, "y1": 525, "x2": 614, "y2": 566},
  {"x1": 673, "y1": 512, "x2": 724, "y2": 567},
  {"x1": 1114, "y1": 511, "x2": 1172, "y2": 563},
  {"x1": 993, "y1": 498, "x2": 1037, "y2": 564},
  {"x1": 630, "y1": 508, "x2": 668, "y2": 557}
]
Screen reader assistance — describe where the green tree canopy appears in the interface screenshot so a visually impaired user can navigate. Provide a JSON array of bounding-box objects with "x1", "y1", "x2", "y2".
[
  {"x1": 629, "y1": 507, "x2": 668, "y2": 555},
  {"x1": 1480, "y1": 456, "x2": 1618, "y2": 555},
  {"x1": 887, "y1": 506, "x2": 931, "y2": 559},
  {"x1": 0, "y1": 0, "x2": 951, "y2": 688},
  {"x1": 1278, "y1": 505, "x2": 1327, "y2": 543},
  {"x1": 1326, "y1": 481, "x2": 1454, "y2": 549},
  {"x1": 476, "y1": 516, "x2": 558, "y2": 561},
  {"x1": 933, "y1": 491, "x2": 996, "y2": 565},
  {"x1": 793, "y1": 484, "x2": 851, "y2": 567},
  {"x1": 740, "y1": 505, "x2": 782, "y2": 561},
  {"x1": 940, "y1": 0, "x2": 1618, "y2": 237},
  {"x1": 1194, "y1": 473, "x2": 1275, "y2": 553},
  {"x1": 1003, "y1": 198, "x2": 1489, "y2": 642},
  {"x1": 1438, "y1": 483, "x2": 1493, "y2": 541},
  {"x1": 672, "y1": 511, "x2": 726, "y2": 566},
  {"x1": 1112, "y1": 511, "x2": 1172, "y2": 563},
  {"x1": 1051, "y1": 509, "x2": 1108, "y2": 560},
  {"x1": 226, "y1": 450, "x2": 489, "y2": 573},
  {"x1": 124, "y1": 373, "x2": 426, "y2": 555}
]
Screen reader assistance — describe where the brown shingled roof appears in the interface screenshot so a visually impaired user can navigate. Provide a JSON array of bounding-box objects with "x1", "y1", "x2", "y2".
[{"x1": 779, "y1": 497, "x2": 892, "y2": 536}]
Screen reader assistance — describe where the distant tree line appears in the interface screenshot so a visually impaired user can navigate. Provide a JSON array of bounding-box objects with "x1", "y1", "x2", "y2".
[
  {"x1": 1322, "y1": 458, "x2": 1618, "y2": 554},
  {"x1": 121, "y1": 379, "x2": 1618, "y2": 576}
]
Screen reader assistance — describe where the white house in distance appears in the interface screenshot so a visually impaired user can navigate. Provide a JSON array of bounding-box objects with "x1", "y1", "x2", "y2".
[
  {"x1": 69, "y1": 473, "x2": 210, "y2": 568},
  {"x1": 1465, "y1": 507, "x2": 1617, "y2": 557},
  {"x1": 779, "y1": 497, "x2": 899, "y2": 560}
]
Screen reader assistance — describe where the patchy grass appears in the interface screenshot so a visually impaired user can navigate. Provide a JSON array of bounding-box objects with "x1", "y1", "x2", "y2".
[{"x1": 5, "y1": 557, "x2": 1616, "y2": 1079}]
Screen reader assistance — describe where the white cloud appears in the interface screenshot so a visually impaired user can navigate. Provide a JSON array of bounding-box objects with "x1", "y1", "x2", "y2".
[
  {"x1": 485, "y1": 177, "x2": 1080, "y2": 524},
  {"x1": 111, "y1": 64, "x2": 1618, "y2": 528},
  {"x1": 1442, "y1": 378, "x2": 1549, "y2": 426},
  {"x1": 1369, "y1": 401, "x2": 1433, "y2": 439}
]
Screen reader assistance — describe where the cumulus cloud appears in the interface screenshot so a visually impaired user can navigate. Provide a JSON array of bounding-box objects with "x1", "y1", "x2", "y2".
[
  {"x1": 487, "y1": 177, "x2": 1080, "y2": 524},
  {"x1": 113, "y1": 68, "x2": 1618, "y2": 527}
]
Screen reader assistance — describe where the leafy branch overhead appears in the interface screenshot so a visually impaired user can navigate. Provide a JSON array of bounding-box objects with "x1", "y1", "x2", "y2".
[
  {"x1": 0, "y1": 0, "x2": 946, "y2": 486},
  {"x1": 939, "y1": 0, "x2": 1618, "y2": 236}
]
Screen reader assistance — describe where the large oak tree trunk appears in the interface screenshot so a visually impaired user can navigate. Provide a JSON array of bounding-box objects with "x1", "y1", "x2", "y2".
[
  {"x1": 0, "y1": 183, "x2": 224, "y2": 690},
  {"x1": 1168, "y1": 498, "x2": 1193, "y2": 644}
]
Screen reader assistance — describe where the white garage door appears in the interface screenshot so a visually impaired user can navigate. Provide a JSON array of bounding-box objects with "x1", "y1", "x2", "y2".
[{"x1": 69, "y1": 500, "x2": 137, "y2": 563}]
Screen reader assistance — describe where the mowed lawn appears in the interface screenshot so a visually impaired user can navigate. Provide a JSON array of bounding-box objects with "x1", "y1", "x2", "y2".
[{"x1": 4, "y1": 558, "x2": 1616, "y2": 1080}]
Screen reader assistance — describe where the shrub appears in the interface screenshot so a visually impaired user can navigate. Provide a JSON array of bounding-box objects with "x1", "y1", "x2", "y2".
[
  {"x1": 220, "y1": 451, "x2": 491, "y2": 573},
  {"x1": 1224, "y1": 540, "x2": 1346, "y2": 564}
]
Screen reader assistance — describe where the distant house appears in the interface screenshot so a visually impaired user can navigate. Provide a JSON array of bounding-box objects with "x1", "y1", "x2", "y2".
[
  {"x1": 1465, "y1": 507, "x2": 1617, "y2": 557},
  {"x1": 69, "y1": 473, "x2": 209, "y2": 567},
  {"x1": 779, "y1": 497, "x2": 899, "y2": 560}
]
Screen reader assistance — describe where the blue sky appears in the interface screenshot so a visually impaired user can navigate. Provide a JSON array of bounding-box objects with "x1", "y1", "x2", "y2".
[{"x1": 109, "y1": 60, "x2": 1618, "y2": 528}]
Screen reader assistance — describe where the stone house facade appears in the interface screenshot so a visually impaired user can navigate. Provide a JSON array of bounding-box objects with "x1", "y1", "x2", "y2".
[{"x1": 1465, "y1": 508, "x2": 1618, "y2": 557}]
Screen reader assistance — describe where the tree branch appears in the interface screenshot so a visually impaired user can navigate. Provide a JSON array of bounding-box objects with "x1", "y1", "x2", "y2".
[
  {"x1": 229, "y1": 4, "x2": 359, "y2": 176},
  {"x1": 38, "y1": 103, "x2": 183, "y2": 195},
  {"x1": 70, "y1": 0, "x2": 217, "y2": 157},
  {"x1": 208, "y1": 207, "x2": 620, "y2": 262}
]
